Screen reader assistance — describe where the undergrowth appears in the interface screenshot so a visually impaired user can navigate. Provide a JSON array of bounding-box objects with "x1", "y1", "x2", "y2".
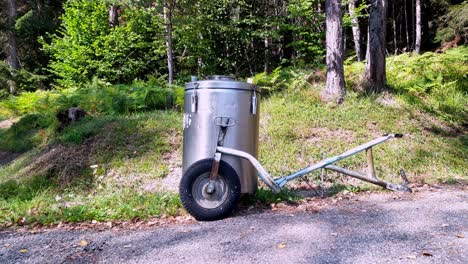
[
  {"x1": 0, "y1": 78, "x2": 184, "y2": 120},
  {"x1": 346, "y1": 46, "x2": 467, "y2": 125},
  {"x1": 0, "y1": 48, "x2": 466, "y2": 226}
]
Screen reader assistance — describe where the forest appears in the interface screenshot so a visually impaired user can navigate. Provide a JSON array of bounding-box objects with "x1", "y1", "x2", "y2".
[
  {"x1": 0, "y1": 0, "x2": 466, "y2": 94},
  {"x1": 0, "y1": 0, "x2": 466, "y2": 225}
]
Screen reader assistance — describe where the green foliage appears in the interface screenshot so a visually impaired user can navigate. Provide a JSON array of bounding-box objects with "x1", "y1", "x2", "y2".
[
  {"x1": 0, "y1": 62, "x2": 48, "y2": 95},
  {"x1": 253, "y1": 67, "x2": 315, "y2": 94},
  {"x1": 342, "y1": 1, "x2": 369, "y2": 28},
  {"x1": 345, "y1": 47, "x2": 468, "y2": 125},
  {"x1": 173, "y1": 0, "x2": 325, "y2": 76},
  {"x1": 174, "y1": 86, "x2": 185, "y2": 109},
  {"x1": 0, "y1": 1, "x2": 63, "y2": 92},
  {"x1": 253, "y1": 188, "x2": 300, "y2": 204},
  {"x1": 386, "y1": 47, "x2": 468, "y2": 124},
  {"x1": 42, "y1": 0, "x2": 165, "y2": 87},
  {"x1": 284, "y1": 0, "x2": 325, "y2": 65},
  {"x1": 0, "y1": 79, "x2": 179, "y2": 120},
  {"x1": 435, "y1": 1, "x2": 468, "y2": 43},
  {"x1": 59, "y1": 116, "x2": 109, "y2": 144}
]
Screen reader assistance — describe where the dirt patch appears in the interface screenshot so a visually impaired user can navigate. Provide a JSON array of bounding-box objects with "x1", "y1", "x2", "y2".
[
  {"x1": 0, "y1": 118, "x2": 18, "y2": 130},
  {"x1": 159, "y1": 149, "x2": 182, "y2": 192},
  {"x1": 23, "y1": 143, "x2": 92, "y2": 185},
  {"x1": 303, "y1": 127, "x2": 357, "y2": 145},
  {"x1": 141, "y1": 130, "x2": 182, "y2": 193},
  {"x1": 376, "y1": 93, "x2": 401, "y2": 108}
]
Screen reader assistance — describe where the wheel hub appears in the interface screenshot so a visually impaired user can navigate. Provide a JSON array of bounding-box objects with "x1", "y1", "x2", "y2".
[{"x1": 192, "y1": 173, "x2": 229, "y2": 209}]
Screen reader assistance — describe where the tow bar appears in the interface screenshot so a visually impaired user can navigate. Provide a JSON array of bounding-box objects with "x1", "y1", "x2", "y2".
[{"x1": 216, "y1": 134, "x2": 412, "y2": 194}]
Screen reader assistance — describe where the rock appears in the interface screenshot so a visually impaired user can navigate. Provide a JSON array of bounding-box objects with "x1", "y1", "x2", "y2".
[{"x1": 56, "y1": 107, "x2": 87, "y2": 131}]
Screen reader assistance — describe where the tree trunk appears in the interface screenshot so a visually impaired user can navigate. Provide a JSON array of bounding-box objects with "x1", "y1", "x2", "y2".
[
  {"x1": 392, "y1": 0, "x2": 398, "y2": 54},
  {"x1": 348, "y1": 0, "x2": 362, "y2": 61},
  {"x1": 109, "y1": 5, "x2": 119, "y2": 27},
  {"x1": 7, "y1": 0, "x2": 19, "y2": 94},
  {"x1": 323, "y1": 0, "x2": 346, "y2": 104},
  {"x1": 365, "y1": 0, "x2": 387, "y2": 93},
  {"x1": 164, "y1": 2, "x2": 174, "y2": 85},
  {"x1": 415, "y1": 0, "x2": 421, "y2": 53},
  {"x1": 411, "y1": 0, "x2": 415, "y2": 50},
  {"x1": 36, "y1": 0, "x2": 44, "y2": 14},
  {"x1": 264, "y1": 36, "x2": 270, "y2": 73},
  {"x1": 404, "y1": 0, "x2": 409, "y2": 51}
]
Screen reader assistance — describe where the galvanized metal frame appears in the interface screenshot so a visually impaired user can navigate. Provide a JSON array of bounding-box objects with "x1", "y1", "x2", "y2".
[{"x1": 216, "y1": 134, "x2": 411, "y2": 193}]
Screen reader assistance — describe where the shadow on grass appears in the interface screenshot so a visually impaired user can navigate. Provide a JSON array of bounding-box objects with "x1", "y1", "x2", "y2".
[
  {"x1": 0, "y1": 113, "x2": 54, "y2": 154},
  {"x1": 240, "y1": 183, "x2": 370, "y2": 210},
  {"x1": 0, "y1": 174, "x2": 55, "y2": 201},
  {"x1": 1, "y1": 111, "x2": 180, "y2": 189}
]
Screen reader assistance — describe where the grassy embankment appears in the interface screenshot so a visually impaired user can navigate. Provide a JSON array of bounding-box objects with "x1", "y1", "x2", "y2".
[{"x1": 0, "y1": 47, "x2": 466, "y2": 226}]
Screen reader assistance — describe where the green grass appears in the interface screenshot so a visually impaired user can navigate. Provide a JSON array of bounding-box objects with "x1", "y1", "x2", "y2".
[
  {"x1": 0, "y1": 110, "x2": 183, "y2": 226},
  {"x1": 259, "y1": 90, "x2": 466, "y2": 185},
  {"x1": 0, "y1": 48, "x2": 466, "y2": 226},
  {"x1": 0, "y1": 113, "x2": 55, "y2": 152},
  {"x1": 0, "y1": 185, "x2": 181, "y2": 225}
]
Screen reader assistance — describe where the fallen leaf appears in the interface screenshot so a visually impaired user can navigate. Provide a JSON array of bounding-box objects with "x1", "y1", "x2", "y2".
[
  {"x1": 422, "y1": 252, "x2": 433, "y2": 257},
  {"x1": 4, "y1": 243, "x2": 11, "y2": 248},
  {"x1": 18, "y1": 217, "x2": 26, "y2": 225},
  {"x1": 456, "y1": 234, "x2": 464, "y2": 238},
  {"x1": 19, "y1": 249, "x2": 28, "y2": 253},
  {"x1": 277, "y1": 242, "x2": 287, "y2": 249},
  {"x1": 406, "y1": 255, "x2": 417, "y2": 259},
  {"x1": 79, "y1": 240, "x2": 89, "y2": 247}
]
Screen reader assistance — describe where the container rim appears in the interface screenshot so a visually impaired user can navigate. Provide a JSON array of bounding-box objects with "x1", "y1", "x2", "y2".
[{"x1": 185, "y1": 80, "x2": 257, "y2": 91}]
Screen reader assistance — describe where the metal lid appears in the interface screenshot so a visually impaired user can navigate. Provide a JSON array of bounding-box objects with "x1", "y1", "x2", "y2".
[{"x1": 185, "y1": 75, "x2": 256, "y2": 91}]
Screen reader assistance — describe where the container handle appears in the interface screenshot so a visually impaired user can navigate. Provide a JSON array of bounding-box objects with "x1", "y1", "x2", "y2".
[{"x1": 214, "y1": 116, "x2": 236, "y2": 127}]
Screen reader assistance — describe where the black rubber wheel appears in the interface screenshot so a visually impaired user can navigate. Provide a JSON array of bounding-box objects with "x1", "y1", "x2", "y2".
[{"x1": 179, "y1": 158, "x2": 241, "y2": 221}]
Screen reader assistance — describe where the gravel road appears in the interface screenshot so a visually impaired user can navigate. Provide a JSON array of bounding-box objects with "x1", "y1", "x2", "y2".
[{"x1": 1, "y1": 187, "x2": 467, "y2": 264}]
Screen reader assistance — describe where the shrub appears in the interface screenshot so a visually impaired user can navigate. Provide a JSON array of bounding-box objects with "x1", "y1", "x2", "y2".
[
  {"x1": 41, "y1": 0, "x2": 166, "y2": 87},
  {"x1": 0, "y1": 79, "x2": 179, "y2": 119},
  {"x1": 253, "y1": 67, "x2": 314, "y2": 94},
  {"x1": 345, "y1": 46, "x2": 467, "y2": 125}
]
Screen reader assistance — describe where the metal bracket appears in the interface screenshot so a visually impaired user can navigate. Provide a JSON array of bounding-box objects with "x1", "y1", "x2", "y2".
[
  {"x1": 325, "y1": 165, "x2": 412, "y2": 193},
  {"x1": 191, "y1": 83, "x2": 199, "y2": 113},
  {"x1": 251, "y1": 90, "x2": 257, "y2": 115},
  {"x1": 215, "y1": 117, "x2": 234, "y2": 147},
  {"x1": 206, "y1": 152, "x2": 222, "y2": 194},
  {"x1": 366, "y1": 147, "x2": 377, "y2": 179},
  {"x1": 214, "y1": 117, "x2": 236, "y2": 127}
]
